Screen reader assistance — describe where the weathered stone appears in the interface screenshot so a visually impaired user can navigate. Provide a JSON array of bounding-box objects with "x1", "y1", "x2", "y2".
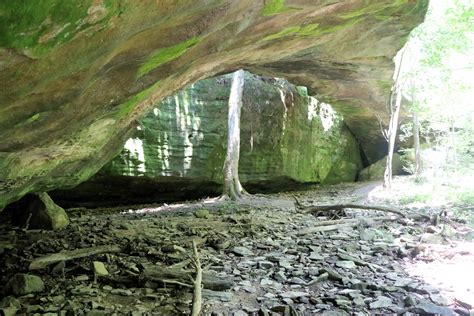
[
  {"x1": 0, "y1": 1, "x2": 428, "y2": 209},
  {"x1": 280, "y1": 291, "x2": 309, "y2": 299},
  {"x1": 415, "y1": 301, "x2": 456, "y2": 316},
  {"x1": 274, "y1": 271, "x2": 287, "y2": 283},
  {"x1": 420, "y1": 233, "x2": 445, "y2": 244},
  {"x1": 288, "y1": 277, "x2": 306, "y2": 285},
  {"x1": 54, "y1": 72, "x2": 363, "y2": 206},
  {"x1": 202, "y1": 289, "x2": 233, "y2": 302},
  {"x1": 358, "y1": 153, "x2": 407, "y2": 181},
  {"x1": 336, "y1": 261, "x2": 356, "y2": 270},
  {"x1": 404, "y1": 295, "x2": 416, "y2": 307},
  {"x1": 0, "y1": 296, "x2": 21, "y2": 316},
  {"x1": 232, "y1": 246, "x2": 254, "y2": 257},
  {"x1": 110, "y1": 288, "x2": 133, "y2": 296},
  {"x1": 369, "y1": 296, "x2": 393, "y2": 309},
  {"x1": 352, "y1": 296, "x2": 366, "y2": 307},
  {"x1": 92, "y1": 261, "x2": 109, "y2": 276},
  {"x1": 5, "y1": 273, "x2": 45, "y2": 296},
  {"x1": 194, "y1": 209, "x2": 211, "y2": 219},
  {"x1": 429, "y1": 294, "x2": 450, "y2": 306},
  {"x1": 9, "y1": 193, "x2": 69, "y2": 230},
  {"x1": 258, "y1": 261, "x2": 274, "y2": 269}
]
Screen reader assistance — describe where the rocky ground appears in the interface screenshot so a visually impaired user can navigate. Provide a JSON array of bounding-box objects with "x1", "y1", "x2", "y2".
[{"x1": 1, "y1": 180, "x2": 473, "y2": 315}]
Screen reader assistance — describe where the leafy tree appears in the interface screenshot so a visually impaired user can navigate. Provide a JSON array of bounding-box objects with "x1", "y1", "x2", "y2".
[{"x1": 385, "y1": 0, "x2": 474, "y2": 186}]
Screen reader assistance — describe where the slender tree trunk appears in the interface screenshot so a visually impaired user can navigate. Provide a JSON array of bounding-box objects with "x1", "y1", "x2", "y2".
[
  {"x1": 450, "y1": 118, "x2": 457, "y2": 172},
  {"x1": 383, "y1": 46, "x2": 407, "y2": 191},
  {"x1": 413, "y1": 111, "x2": 421, "y2": 176},
  {"x1": 383, "y1": 86, "x2": 402, "y2": 191},
  {"x1": 221, "y1": 69, "x2": 247, "y2": 200}
]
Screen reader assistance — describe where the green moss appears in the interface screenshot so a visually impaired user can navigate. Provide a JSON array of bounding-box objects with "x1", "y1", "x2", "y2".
[
  {"x1": 116, "y1": 81, "x2": 160, "y2": 118},
  {"x1": 377, "y1": 80, "x2": 392, "y2": 93},
  {"x1": 24, "y1": 113, "x2": 40, "y2": 124},
  {"x1": 261, "y1": 26, "x2": 300, "y2": 41},
  {"x1": 138, "y1": 37, "x2": 200, "y2": 77},
  {"x1": 261, "y1": 19, "x2": 361, "y2": 42},
  {"x1": 340, "y1": 0, "x2": 427, "y2": 21},
  {"x1": 261, "y1": 0, "x2": 298, "y2": 16},
  {"x1": 0, "y1": 0, "x2": 95, "y2": 56}
]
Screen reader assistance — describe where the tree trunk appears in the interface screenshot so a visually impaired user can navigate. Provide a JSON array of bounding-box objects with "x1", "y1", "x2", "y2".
[
  {"x1": 383, "y1": 85, "x2": 402, "y2": 191},
  {"x1": 413, "y1": 111, "x2": 421, "y2": 176},
  {"x1": 383, "y1": 46, "x2": 407, "y2": 191},
  {"x1": 221, "y1": 69, "x2": 247, "y2": 200}
]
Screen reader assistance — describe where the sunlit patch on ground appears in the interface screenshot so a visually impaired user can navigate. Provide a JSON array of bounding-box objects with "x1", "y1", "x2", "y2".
[
  {"x1": 404, "y1": 241, "x2": 474, "y2": 309},
  {"x1": 364, "y1": 175, "x2": 474, "y2": 312}
]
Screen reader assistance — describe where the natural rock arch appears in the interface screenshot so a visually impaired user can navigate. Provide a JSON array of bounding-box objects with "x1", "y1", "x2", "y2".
[{"x1": 0, "y1": 1, "x2": 429, "y2": 209}]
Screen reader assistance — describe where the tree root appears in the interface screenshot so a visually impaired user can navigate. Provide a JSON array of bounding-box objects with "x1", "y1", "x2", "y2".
[{"x1": 300, "y1": 203, "x2": 407, "y2": 218}]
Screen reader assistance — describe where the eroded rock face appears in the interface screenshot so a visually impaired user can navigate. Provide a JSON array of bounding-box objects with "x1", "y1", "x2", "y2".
[
  {"x1": 0, "y1": 1, "x2": 428, "y2": 208},
  {"x1": 52, "y1": 73, "x2": 362, "y2": 205}
]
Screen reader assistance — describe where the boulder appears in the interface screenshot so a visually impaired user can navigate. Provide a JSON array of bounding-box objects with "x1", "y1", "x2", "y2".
[
  {"x1": 358, "y1": 153, "x2": 407, "y2": 181},
  {"x1": 0, "y1": 296, "x2": 21, "y2": 316},
  {"x1": 5, "y1": 274, "x2": 45, "y2": 296},
  {"x1": 9, "y1": 193, "x2": 69, "y2": 230}
]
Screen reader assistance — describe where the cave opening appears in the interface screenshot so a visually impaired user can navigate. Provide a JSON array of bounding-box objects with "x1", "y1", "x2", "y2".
[
  {"x1": 1, "y1": 1, "x2": 473, "y2": 315},
  {"x1": 48, "y1": 70, "x2": 364, "y2": 208}
]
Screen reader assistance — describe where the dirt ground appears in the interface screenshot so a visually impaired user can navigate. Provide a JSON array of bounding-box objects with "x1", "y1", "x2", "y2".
[{"x1": 1, "y1": 179, "x2": 473, "y2": 315}]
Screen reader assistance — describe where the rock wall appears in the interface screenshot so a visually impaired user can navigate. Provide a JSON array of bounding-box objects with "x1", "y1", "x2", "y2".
[
  {"x1": 53, "y1": 73, "x2": 362, "y2": 206},
  {"x1": 0, "y1": 1, "x2": 428, "y2": 209}
]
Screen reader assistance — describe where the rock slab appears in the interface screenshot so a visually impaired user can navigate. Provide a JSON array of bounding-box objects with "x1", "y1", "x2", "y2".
[{"x1": 5, "y1": 274, "x2": 45, "y2": 296}]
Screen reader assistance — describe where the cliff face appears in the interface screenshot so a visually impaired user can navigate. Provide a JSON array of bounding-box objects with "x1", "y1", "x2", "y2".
[
  {"x1": 0, "y1": 1, "x2": 428, "y2": 208},
  {"x1": 53, "y1": 72, "x2": 361, "y2": 206}
]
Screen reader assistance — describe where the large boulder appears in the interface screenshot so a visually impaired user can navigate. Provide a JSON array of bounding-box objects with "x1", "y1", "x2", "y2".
[
  {"x1": 4, "y1": 274, "x2": 45, "y2": 296},
  {"x1": 358, "y1": 153, "x2": 407, "y2": 181},
  {"x1": 52, "y1": 73, "x2": 362, "y2": 206},
  {"x1": 0, "y1": 1, "x2": 428, "y2": 209},
  {"x1": 9, "y1": 193, "x2": 69, "y2": 230}
]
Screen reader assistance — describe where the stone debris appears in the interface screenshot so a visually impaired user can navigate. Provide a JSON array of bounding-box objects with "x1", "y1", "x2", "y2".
[
  {"x1": 92, "y1": 261, "x2": 109, "y2": 276},
  {"x1": 0, "y1": 183, "x2": 471, "y2": 314}
]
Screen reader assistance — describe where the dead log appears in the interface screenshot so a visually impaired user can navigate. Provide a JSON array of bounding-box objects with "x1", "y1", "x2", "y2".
[
  {"x1": 29, "y1": 245, "x2": 122, "y2": 270},
  {"x1": 302, "y1": 203, "x2": 407, "y2": 218}
]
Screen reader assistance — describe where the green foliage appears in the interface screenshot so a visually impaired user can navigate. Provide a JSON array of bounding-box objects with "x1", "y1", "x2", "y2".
[
  {"x1": 138, "y1": 37, "x2": 200, "y2": 77},
  {"x1": 399, "y1": 0, "x2": 474, "y2": 176},
  {"x1": 398, "y1": 193, "x2": 431, "y2": 205},
  {"x1": 415, "y1": 0, "x2": 474, "y2": 67}
]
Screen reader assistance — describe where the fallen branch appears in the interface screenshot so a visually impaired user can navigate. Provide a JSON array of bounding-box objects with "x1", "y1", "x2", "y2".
[
  {"x1": 292, "y1": 195, "x2": 305, "y2": 209},
  {"x1": 190, "y1": 240, "x2": 202, "y2": 316},
  {"x1": 302, "y1": 203, "x2": 407, "y2": 218},
  {"x1": 29, "y1": 245, "x2": 122, "y2": 270},
  {"x1": 297, "y1": 216, "x2": 394, "y2": 235}
]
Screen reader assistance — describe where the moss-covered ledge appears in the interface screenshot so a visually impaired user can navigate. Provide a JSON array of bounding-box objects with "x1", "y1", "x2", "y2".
[{"x1": 0, "y1": 0, "x2": 428, "y2": 209}]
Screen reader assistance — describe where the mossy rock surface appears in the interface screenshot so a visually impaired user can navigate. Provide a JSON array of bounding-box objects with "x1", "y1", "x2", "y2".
[
  {"x1": 54, "y1": 72, "x2": 362, "y2": 205},
  {"x1": 0, "y1": 0, "x2": 428, "y2": 208}
]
